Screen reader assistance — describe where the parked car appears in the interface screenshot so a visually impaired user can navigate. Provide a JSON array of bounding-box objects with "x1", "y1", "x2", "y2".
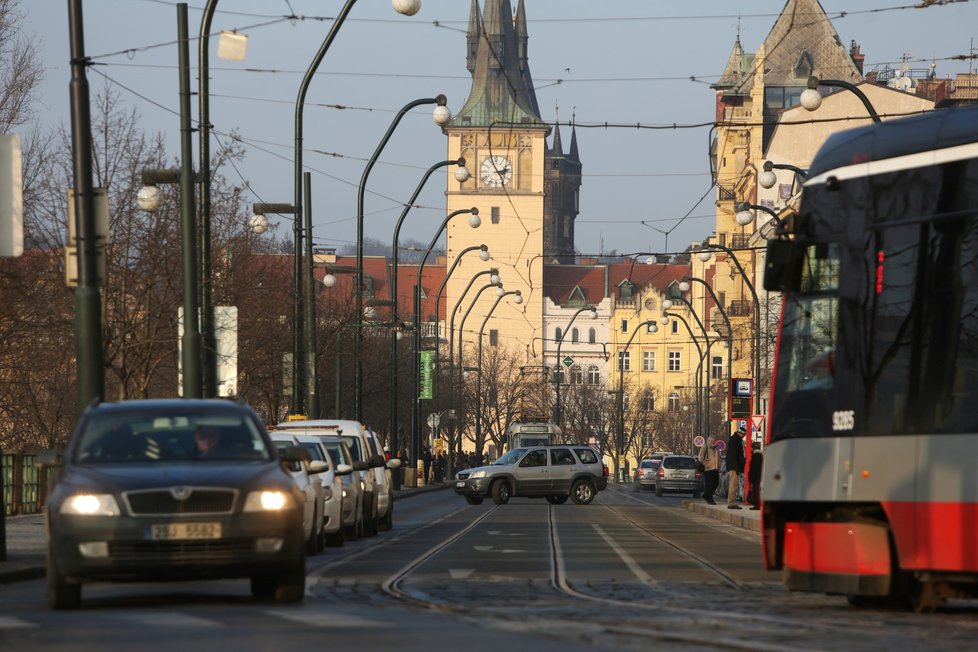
[
  {"x1": 293, "y1": 435, "x2": 353, "y2": 547},
  {"x1": 634, "y1": 458, "x2": 662, "y2": 491},
  {"x1": 268, "y1": 432, "x2": 330, "y2": 554},
  {"x1": 44, "y1": 399, "x2": 307, "y2": 609},
  {"x1": 454, "y1": 445, "x2": 608, "y2": 505},
  {"x1": 655, "y1": 454, "x2": 704, "y2": 498},
  {"x1": 315, "y1": 435, "x2": 366, "y2": 541}
]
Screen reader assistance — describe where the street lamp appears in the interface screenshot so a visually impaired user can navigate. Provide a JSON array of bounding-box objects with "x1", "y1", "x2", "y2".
[
  {"x1": 663, "y1": 310, "x2": 704, "y2": 445},
  {"x1": 475, "y1": 290, "x2": 523, "y2": 453},
  {"x1": 681, "y1": 277, "x2": 733, "y2": 428},
  {"x1": 388, "y1": 158, "x2": 469, "y2": 465},
  {"x1": 734, "y1": 201, "x2": 787, "y2": 235},
  {"x1": 698, "y1": 244, "x2": 763, "y2": 416},
  {"x1": 800, "y1": 75, "x2": 881, "y2": 123},
  {"x1": 412, "y1": 207, "x2": 479, "y2": 484},
  {"x1": 664, "y1": 289, "x2": 713, "y2": 438},
  {"x1": 356, "y1": 94, "x2": 452, "y2": 424},
  {"x1": 553, "y1": 306, "x2": 598, "y2": 427},
  {"x1": 615, "y1": 319, "x2": 658, "y2": 474},
  {"x1": 759, "y1": 160, "x2": 808, "y2": 190},
  {"x1": 448, "y1": 269, "x2": 499, "y2": 386},
  {"x1": 140, "y1": 166, "x2": 201, "y2": 398}
]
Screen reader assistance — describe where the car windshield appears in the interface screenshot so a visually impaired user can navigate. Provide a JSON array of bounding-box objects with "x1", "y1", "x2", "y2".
[
  {"x1": 663, "y1": 456, "x2": 697, "y2": 470},
  {"x1": 494, "y1": 448, "x2": 526, "y2": 465},
  {"x1": 640, "y1": 460, "x2": 659, "y2": 469},
  {"x1": 74, "y1": 409, "x2": 271, "y2": 464},
  {"x1": 322, "y1": 442, "x2": 349, "y2": 466},
  {"x1": 299, "y1": 442, "x2": 326, "y2": 461},
  {"x1": 341, "y1": 435, "x2": 363, "y2": 461}
]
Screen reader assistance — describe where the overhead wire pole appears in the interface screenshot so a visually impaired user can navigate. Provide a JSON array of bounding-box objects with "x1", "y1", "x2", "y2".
[{"x1": 198, "y1": 0, "x2": 218, "y2": 398}]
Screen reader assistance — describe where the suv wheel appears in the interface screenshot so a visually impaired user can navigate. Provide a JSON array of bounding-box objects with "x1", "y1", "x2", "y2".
[
  {"x1": 570, "y1": 479, "x2": 595, "y2": 505},
  {"x1": 545, "y1": 495, "x2": 568, "y2": 505},
  {"x1": 491, "y1": 479, "x2": 511, "y2": 505}
]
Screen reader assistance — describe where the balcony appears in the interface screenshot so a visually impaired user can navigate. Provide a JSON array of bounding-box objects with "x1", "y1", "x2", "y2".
[
  {"x1": 730, "y1": 233, "x2": 751, "y2": 249},
  {"x1": 728, "y1": 299, "x2": 752, "y2": 317}
]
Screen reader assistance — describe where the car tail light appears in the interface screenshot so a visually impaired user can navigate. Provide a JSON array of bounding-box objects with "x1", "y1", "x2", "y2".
[
  {"x1": 602, "y1": 464, "x2": 610, "y2": 477},
  {"x1": 695, "y1": 471, "x2": 702, "y2": 480},
  {"x1": 658, "y1": 467, "x2": 665, "y2": 478},
  {"x1": 637, "y1": 469, "x2": 643, "y2": 477}
]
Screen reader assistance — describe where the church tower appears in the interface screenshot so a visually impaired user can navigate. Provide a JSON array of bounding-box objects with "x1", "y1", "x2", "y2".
[
  {"x1": 443, "y1": 0, "x2": 551, "y2": 359},
  {"x1": 543, "y1": 119, "x2": 582, "y2": 264}
]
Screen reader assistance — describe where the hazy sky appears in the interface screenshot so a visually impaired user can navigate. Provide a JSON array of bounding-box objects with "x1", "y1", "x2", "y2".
[{"x1": 22, "y1": 0, "x2": 978, "y2": 257}]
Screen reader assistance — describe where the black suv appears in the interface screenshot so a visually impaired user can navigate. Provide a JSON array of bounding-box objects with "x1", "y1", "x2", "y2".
[{"x1": 454, "y1": 445, "x2": 608, "y2": 505}]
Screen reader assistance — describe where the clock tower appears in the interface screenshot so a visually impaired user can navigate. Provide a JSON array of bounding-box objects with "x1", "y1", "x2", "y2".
[{"x1": 443, "y1": 0, "x2": 550, "y2": 359}]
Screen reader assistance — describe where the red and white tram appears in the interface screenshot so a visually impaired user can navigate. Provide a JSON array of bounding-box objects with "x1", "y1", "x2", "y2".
[{"x1": 761, "y1": 103, "x2": 978, "y2": 610}]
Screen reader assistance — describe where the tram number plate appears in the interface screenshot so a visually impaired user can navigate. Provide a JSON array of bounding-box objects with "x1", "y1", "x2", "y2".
[
  {"x1": 455, "y1": 481, "x2": 466, "y2": 488},
  {"x1": 148, "y1": 522, "x2": 222, "y2": 540}
]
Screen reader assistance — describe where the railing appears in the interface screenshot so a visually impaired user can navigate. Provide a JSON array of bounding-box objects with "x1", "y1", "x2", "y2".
[
  {"x1": 728, "y1": 299, "x2": 752, "y2": 317},
  {"x1": 2, "y1": 452, "x2": 43, "y2": 516},
  {"x1": 730, "y1": 233, "x2": 751, "y2": 249}
]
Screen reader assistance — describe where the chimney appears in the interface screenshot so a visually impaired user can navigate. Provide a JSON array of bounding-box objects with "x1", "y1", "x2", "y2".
[{"x1": 850, "y1": 40, "x2": 865, "y2": 77}]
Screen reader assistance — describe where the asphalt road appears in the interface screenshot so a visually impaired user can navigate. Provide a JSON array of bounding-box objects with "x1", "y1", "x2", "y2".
[{"x1": 1, "y1": 485, "x2": 976, "y2": 651}]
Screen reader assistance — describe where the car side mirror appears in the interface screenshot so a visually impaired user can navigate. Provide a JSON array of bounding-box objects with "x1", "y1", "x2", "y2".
[
  {"x1": 369, "y1": 454, "x2": 386, "y2": 468},
  {"x1": 308, "y1": 460, "x2": 329, "y2": 474},
  {"x1": 386, "y1": 458, "x2": 402, "y2": 470},
  {"x1": 353, "y1": 460, "x2": 370, "y2": 472},
  {"x1": 335, "y1": 463, "x2": 354, "y2": 476},
  {"x1": 280, "y1": 445, "x2": 311, "y2": 464}
]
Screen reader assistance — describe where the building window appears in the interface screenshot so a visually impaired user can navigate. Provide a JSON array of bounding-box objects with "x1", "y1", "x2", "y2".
[
  {"x1": 570, "y1": 365, "x2": 583, "y2": 385},
  {"x1": 571, "y1": 328, "x2": 579, "y2": 344},
  {"x1": 491, "y1": 206, "x2": 500, "y2": 224},
  {"x1": 588, "y1": 328, "x2": 596, "y2": 344},
  {"x1": 489, "y1": 329, "x2": 499, "y2": 347},
  {"x1": 668, "y1": 351, "x2": 681, "y2": 371},
  {"x1": 618, "y1": 351, "x2": 631, "y2": 372},
  {"x1": 621, "y1": 320, "x2": 628, "y2": 333},
  {"x1": 668, "y1": 391, "x2": 680, "y2": 412},
  {"x1": 643, "y1": 351, "x2": 656, "y2": 372},
  {"x1": 587, "y1": 365, "x2": 600, "y2": 385},
  {"x1": 671, "y1": 320, "x2": 679, "y2": 335},
  {"x1": 555, "y1": 327, "x2": 563, "y2": 343},
  {"x1": 622, "y1": 393, "x2": 630, "y2": 413},
  {"x1": 553, "y1": 366, "x2": 565, "y2": 385},
  {"x1": 712, "y1": 355, "x2": 723, "y2": 379},
  {"x1": 642, "y1": 392, "x2": 655, "y2": 412}
]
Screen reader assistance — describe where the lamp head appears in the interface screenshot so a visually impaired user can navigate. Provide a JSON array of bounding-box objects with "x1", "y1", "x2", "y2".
[
  {"x1": 496, "y1": 286, "x2": 506, "y2": 297},
  {"x1": 759, "y1": 168, "x2": 778, "y2": 189},
  {"x1": 513, "y1": 291, "x2": 523, "y2": 305},
  {"x1": 661, "y1": 315, "x2": 670, "y2": 325},
  {"x1": 478, "y1": 245, "x2": 491, "y2": 262},
  {"x1": 647, "y1": 322, "x2": 658, "y2": 334},
  {"x1": 801, "y1": 78, "x2": 822, "y2": 112},
  {"x1": 662, "y1": 299, "x2": 674, "y2": 310},
  {"x1": 249, "y1": 213, "x2": 269, "y2": 234},
  {"x1": 391, "y1": 0, "x2": 421, "y2": 16},
  {"x1": 697, "y1": 250, "x2": 713, "y2": 263},
  {"x1": 735, "y1": 203, "x2": 754, "y2": 226},
  {"x1": 490, "y1": 273, "x2": 501, "y2": 285},
  {"x1": 589, "y1": 307, "x2": 598, "y2": 319},
  {"x1": 322, "y1": 273, "x2": 337, "y2": 288},
  {"x1": 678, "y1": 281, "x2": 690, "y2": 293},
  {"x1": 454, "y1": 166, "x2": 471, "y2": 183},
  {"x1": 395, "y1": 329, "x2": 404, "y2": 341},
  {"x1": 432, "y1": 100, "x2": 451, "y2": 126},
  {"x1": 137, "y1": 185, "x2": 163, "y2": 212},
  {"x1": 468, "y1": 212, "x2": 481, "y2": 228}
]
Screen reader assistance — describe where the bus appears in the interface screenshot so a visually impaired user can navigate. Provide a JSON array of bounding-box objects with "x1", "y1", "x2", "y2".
[
  {"x1": 760, "y1": 103, "x2": 978, "y2": 612},
  {"x1": 504, "y1": 421, "x2": 561, "y2": 451}
]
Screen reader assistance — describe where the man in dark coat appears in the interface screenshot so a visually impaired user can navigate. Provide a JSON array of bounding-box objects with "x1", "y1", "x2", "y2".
[{"x1": 725, "y1": 426, "x2": 747, "y2": 509}]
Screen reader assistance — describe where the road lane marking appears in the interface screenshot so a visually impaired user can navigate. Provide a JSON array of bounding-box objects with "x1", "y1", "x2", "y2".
[
  {"x1": 0, "y1": 617, "x2": 36, "y2": 629},
  {"x1": 266, "y1": 610, "x2": 390, "y2": 628},
  {"x1": 119, "y1": 612, "x2": 220, "y2": 628},
  {"x1": 591, "y1": 524, "x2": 657, "y2": 585},
  {"x1": 449, "y1": 569, "x2": 474, "y2": 579},
  {"x1": 474, "y1": 545, "x2": 525, "y2": 554}
]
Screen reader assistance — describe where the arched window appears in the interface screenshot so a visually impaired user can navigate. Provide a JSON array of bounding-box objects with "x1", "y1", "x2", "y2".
[
  {"x1": 587, "y1": 365, "x2": 600, "y2": 385},
  {"x1": 571, "y1": 328, "x2": 579, "y2": 344},
  {"x1": 553, "y1": 366, "x2": 565, "y2": 385},
  {"x1": 555, "y1": 327, "x2": 563, "y2": 343},
  {"x1": 642, "y1": 391, "x2": 655, "y2": 411},
  {"x1": 570, "y1": 365, "x2": 583, "y2": 385},
  {"x1": 668, "y1": 391, "x2": 681, "y2": 412},
  {"x1": 588, "y1": 328, "x2": 596, "y2": 344}
]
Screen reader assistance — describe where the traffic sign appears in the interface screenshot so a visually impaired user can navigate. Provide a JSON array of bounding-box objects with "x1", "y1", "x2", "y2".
[
  {"x1": 750, "y1": 415, "x2": 765, "y2": 431},
  {"x1": 693, "y1": 435, "x2": 705, "y2": 448},
  {"x1": 563, "y1": 356, "x2": 574, "y2": 367}
]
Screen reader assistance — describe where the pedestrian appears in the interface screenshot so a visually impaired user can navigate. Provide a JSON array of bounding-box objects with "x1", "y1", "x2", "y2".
[
  {"x1": 422, "y1": 446, "x2": 433, "y2": 485},
  {"x1": 398, "y1": 447, "x2": 410, "y2": 486},
  {"x1": 699, "y1": 434, "x2": 721, "y2": 505},
  {"x1": 725, "y1": 426, "x2": 747, "y2": 510},
  {"x1": 747, "y1": 442, "x2": 764, "y2": 510},
  {"x1": 434, "y1": 452, "x2": 445, "y2": 483}
]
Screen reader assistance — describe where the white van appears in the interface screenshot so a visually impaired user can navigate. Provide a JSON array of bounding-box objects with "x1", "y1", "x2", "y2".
[{"x1": 271, "y1": 420, "x2": 400, "y2": 535}]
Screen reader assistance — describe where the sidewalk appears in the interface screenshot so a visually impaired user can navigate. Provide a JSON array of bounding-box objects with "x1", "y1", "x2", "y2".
[
  {"x1": 681, "y1": 499, "x2": 761, "y2": 532},
  {"x1": 0, "y1": 483, "x2": 449, "y2": 586}
]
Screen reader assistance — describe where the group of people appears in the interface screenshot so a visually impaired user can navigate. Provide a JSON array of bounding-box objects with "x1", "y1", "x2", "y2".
[
  {"x1": 698, "y1": 425, "x2": 764, "y2": 510},
  {"x1": 389, "y1": 446, "x2": 487, "y2": 485}
]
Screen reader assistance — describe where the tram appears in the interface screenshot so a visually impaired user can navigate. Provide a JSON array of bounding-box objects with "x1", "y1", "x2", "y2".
[
  {"x1": 760, "y1": 103, "x2": 978, "y2": 611},
  {"x1": 504, "y1": 421, "x2": 561, "y2": 451}
]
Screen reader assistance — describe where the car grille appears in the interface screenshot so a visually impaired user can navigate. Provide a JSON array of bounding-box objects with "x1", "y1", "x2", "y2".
[
  {"x1": 108, "y1": 539, "x2": 254, "y2": 564},
  {"x1": 456, "y1": 471, "x2": 470, "y2": 480},
  {"x1": 124, "y1": 489, "x2": 237, "y2": 516}
]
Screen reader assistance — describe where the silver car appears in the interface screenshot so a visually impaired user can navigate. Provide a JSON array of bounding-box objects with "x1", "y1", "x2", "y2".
[{"x1": 655, "y1": 454, "x2": 704, "y2": 498}]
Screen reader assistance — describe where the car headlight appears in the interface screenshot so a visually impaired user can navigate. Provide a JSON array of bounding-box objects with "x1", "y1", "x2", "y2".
[
  {"x1": 469, "y1": 470, "x2": 487, "y2": 479},
  {"x1": 243, "y1": 490, "x2": 292, "y2": 512},
  {"x1": 60, "y1": 493, "x2": 120, "y2": 516},
  {"x1": 342, "y1": 488, "x2": 348, "y2": 499}
]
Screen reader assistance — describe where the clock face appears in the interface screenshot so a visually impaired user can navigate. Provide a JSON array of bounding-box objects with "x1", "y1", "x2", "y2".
[{"x1": 480, "y1": 155, "x2": 512, "y2": 188}]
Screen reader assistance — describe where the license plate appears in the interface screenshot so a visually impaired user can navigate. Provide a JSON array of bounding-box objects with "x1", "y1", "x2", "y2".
[
  {"x1": 148, "y1": 522, "x2": 222, "y2": 540},
  {"x1": 456, "y1": 481, "x2": 466, "y2": 488}
]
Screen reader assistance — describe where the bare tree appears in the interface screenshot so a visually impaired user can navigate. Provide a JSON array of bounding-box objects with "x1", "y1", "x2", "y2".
[{"x1": 0, "y1": 0, "x2": 43, "y2": 134}]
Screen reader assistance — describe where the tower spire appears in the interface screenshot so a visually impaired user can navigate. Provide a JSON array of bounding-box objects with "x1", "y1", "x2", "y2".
[
  {"x1": 569, "y1": 109, "x2": 580, "y2": 163},
  {"x1": 466, "y1": 0, "x2": 482, "y2": 75}
]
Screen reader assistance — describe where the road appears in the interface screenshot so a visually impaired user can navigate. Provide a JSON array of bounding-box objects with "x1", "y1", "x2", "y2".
[{"x1": 1, "y1": 485, "x2": 976, "y2": 651}]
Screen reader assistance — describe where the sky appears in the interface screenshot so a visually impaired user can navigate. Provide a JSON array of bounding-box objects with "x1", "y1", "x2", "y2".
[{"x1": 21, "y1": 0, "x2": 978, "y2": 259}]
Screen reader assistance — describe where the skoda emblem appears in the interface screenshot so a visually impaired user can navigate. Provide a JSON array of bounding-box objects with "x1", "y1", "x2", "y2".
[{"x1": 170, "y1": 486, "x2": 193, "y2": 501}]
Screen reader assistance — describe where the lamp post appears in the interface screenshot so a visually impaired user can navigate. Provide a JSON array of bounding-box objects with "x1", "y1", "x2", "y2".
[
  {"x1": 197, "y1": 0, "x2": 219, "y2": 398},
  {"x1": 759, "y1": 160, "x2": 808, "y2": 190},
  {"x1": 681, "y1": 277, "x2": 733, "y2": 424},
  {"x1": 139, "y1": 164, "x2": 201, "y2": 398},
  {"x1": 448, "y1": 269, "x2": 500, "y2": 386},
  {"x1": 698, "y1": 244, "x2": 763, "y2": 415},
  {"x1": 801, "y1": 75, "x2": 881, "y2": 123},
  {"x1": 663, "y1": 293, "x2": 712, "y2": 438},
  {"x1": 389, "y1": 158, "x2": 469, "y2": 466},
  {"x1": 356, "y1": 94, "x2": 452, "y2": 424},
  {"x1": 321, "y1": 263, "x2": 359, "y2": 418},
  {"x1": 553, "y1": 306, "x2": 598, "y2": 427},
  {"x1": 615, "y1": 319, "x2": 658, "y2": 473},
  {"x1": 67, "y1": 0, "x2": 105, "y2": 411},
  {"x1": 475, "y1": 290, "x2": 523, "y2": 454},
  {"x1": 663, "y1": 311, "x2": 704, "y2": 446},
  {"x1": 412, "y1": 207, "x2": 480, "y2": 484},
  {"x1": 734, "y1": 201, "x2": 787, "y2": 235}
]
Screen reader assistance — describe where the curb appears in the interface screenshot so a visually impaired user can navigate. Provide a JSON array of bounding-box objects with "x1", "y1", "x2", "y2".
[
  {"x1": 392, "y1": 483, "x2": 450, "y2": 501},
  {"x1": 681, "y1": 500, "x2": 761, "y2": 532}
]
